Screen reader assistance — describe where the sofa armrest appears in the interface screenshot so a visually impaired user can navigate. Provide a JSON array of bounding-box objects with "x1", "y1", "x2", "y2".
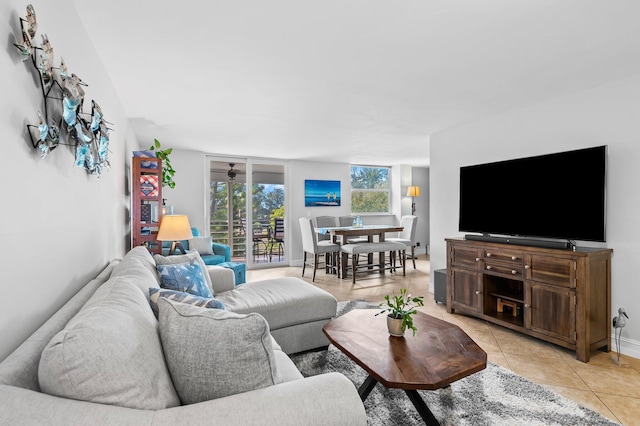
[
  {"x1": 206, "y1": 265, "x2": 235, "y2": 293},
  {"x1": 1, "y1": 374, "x2": 366, "y2": 426},
  {"x1": 211, "y1": 243, "x2": 231, "y2": 262},
  {"x1": 0, "y1": 385, "x2": 155, "y2": 425},
  {"x1": 152, "y1": 373, "x2": 366, "y2": 425}
]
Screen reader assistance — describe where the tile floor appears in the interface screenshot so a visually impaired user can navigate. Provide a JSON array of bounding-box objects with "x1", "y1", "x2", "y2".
[{"x1": 247, "y1": 255, "x2": 640, "y2": 425}]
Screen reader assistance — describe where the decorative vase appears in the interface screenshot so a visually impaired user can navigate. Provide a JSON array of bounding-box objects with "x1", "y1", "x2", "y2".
[{"x1": 387, "y1": 315, "x2": 405, "y2": 337}]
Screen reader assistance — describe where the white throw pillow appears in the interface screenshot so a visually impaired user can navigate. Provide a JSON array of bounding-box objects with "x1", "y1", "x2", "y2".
[
  {"x1": 189, "y1": 236, "x2": 214, "y2": 255},
  {"x1": 158, "y1": 298, "x2": 280, "y2": 404}
]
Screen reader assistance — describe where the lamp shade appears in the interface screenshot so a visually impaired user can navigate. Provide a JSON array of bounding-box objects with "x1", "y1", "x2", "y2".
[
  {"x1": 406, "y1": 186, "x2": 421, "y2": 197},
  {"x1": 157, "y1": 215, "x2": 193, "y2": 241}
]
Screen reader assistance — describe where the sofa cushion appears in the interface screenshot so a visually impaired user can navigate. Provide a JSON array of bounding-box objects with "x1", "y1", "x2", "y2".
[
  {"x1": 188, "y1": 236, "x2": 214, "y2": 255},
  {"x1": 110, "y1": 246, "x2": 161, "y2": 297},
  {"x1": 148, "y1": 288, "x2": 224, "y2": 317},
  {"x1": 154, "y1": 251, "x2": 214, "y2": 295},
  {"x1": 38, "y1": 276, "x2": 180, "y2": 410},
  {"x1": 157, "y1": 261, "x2": 213, "y2": 299},
  {"x1": 158, "y1": 298, "x2": 280, "y2": 404},
  {"x1": 214, "y1": 277, "x2": 337, "y2": 331},
  {"x1": 114, "y1": 246, "x2": 159, "y2": 277}
]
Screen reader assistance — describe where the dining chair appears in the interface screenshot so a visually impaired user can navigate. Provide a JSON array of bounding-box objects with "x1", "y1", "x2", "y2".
[
  {"x1": 338, "y1": 216, "x2": 368, "y2": 243},
  {"x1": 299, "y1": 217, "x2": 340, "y2": 282},
  {"x1": 241, "y1": 218, "x2": 268, "y2": 261},
  {"x1": 386, "y1": 215, "x2": 418, "y2": 269},
  {"x1": 270, "y1": 218, "x2": 285, "y2": 261},
  {"x1": 315, "y1": 216, "x2": 338, "y2": 269},
  {"x1": 315, "y1": 216, "x2": 336, "y2": 241},
  {"x1": 338, "y1": 216, "x2": 355, "y2": 226}
]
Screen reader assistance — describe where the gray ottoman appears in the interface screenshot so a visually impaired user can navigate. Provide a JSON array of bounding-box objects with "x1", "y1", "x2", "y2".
[{"x1": 215, "y1": 277, "x2": 337, "y2": 354}]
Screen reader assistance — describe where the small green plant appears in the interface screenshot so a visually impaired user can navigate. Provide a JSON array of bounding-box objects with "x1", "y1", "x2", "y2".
[
  {"x1": 376, "y1": 288, "x2": 424, "y2": 335},
  {"x1": 149, "y1": 138, "x2": 176, "y2": 188}
]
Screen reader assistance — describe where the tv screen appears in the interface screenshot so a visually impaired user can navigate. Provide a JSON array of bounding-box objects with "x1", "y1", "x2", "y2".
[{"x1": 458, "y1": 146, "x2": 606, "y2": 242}]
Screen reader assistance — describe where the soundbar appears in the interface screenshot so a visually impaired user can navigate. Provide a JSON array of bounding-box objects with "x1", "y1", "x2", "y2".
[{"x1": 464, "y1": 234, "x2": 570, "y2": 250}]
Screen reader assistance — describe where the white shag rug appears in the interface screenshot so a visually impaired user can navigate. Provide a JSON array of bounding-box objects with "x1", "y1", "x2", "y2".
[{"x1": 290, "y1": 300, "x2": 619, "y2": 426}]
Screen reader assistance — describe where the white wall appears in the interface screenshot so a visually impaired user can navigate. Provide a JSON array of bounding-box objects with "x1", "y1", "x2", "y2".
[
  {"x1": 411, "y1": 167, "x2": 430, "y2": 254},
  {"x1": 430, "y1": 75, "x2": 640, "y2": 358},
  {"x1": 0, "y1": 1, "x2": 134, "y2": 360},
  {"x1": 288, "y1": 161, "x2": 353, "y2": 265},
  {"x1": 162, "y1": 149, "x2": 208, "y2": 231}
]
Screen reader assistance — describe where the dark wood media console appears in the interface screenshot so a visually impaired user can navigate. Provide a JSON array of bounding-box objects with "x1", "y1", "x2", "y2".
[{"x1": 446, "y1": 238, "x2": 613, "y2": 362}]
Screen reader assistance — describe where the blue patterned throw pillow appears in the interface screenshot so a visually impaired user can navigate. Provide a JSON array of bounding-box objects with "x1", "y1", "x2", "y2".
[
  {"x1": 156, "y1": 260, "x2": 213, "y2": 298},
  {"x1": 148, "y1": 288, "x2": 224, "y2": 317}
]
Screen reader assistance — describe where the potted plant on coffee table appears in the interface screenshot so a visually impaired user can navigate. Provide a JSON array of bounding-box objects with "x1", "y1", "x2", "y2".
[{"x1": 376, "y1": 288, "x2": 424, "y2": 337}]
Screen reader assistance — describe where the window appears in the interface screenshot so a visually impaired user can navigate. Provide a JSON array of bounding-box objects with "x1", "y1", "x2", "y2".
[{"x1": 350, "y1": 165, "x2": 390, "y2": 213}]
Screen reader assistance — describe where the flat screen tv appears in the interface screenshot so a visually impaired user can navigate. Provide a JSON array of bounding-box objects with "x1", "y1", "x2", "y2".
[{"x1": 458, "y1": 146, "x2": 606, "y2": 244}]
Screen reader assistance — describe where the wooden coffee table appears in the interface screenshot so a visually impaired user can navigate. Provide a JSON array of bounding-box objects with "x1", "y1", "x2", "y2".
[{"x1": 323, "y1": 309, "x2": 487, "y2": 425}]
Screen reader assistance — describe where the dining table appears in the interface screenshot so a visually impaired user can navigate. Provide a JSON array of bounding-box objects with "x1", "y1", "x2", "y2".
[
  {"x1": 315, "y1": 224, "x2": 404, "y2": 244},
  {"x1": 315, "y1": 224, "x2": 404, "y2": 277}
]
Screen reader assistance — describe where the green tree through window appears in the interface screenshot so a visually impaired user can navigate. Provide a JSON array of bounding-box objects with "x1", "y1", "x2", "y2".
[
  {"x1": 209, "y1": 181, "x2": 245, "y2": 246},
  {"x1": 351, "y1": 166, "x2": 390, "y2": 213}
]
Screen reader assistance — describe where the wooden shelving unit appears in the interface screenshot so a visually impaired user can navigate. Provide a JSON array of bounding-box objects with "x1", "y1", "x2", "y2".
[{"x1": 131, "y1": 157, "x2": 163, "y2": 254}]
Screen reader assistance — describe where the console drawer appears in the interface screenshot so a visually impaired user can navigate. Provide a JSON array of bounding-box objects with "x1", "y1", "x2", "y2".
[
  {"x1": 483, "y1": 262, "x2": 523, "y2": 278},
  {"x1": 483, "y1": 249, "x2": 523, "y2": 266},
  {"x1": 525, "y1": 255, "x2": 575, "y2": 288}
]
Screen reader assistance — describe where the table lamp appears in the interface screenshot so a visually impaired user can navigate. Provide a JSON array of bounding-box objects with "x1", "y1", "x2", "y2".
[
  {"x1": 407, "y1": 186, "x2": 420, "y2": 215},
  {"x1": 157, "y1": 214, "x2": 193, "y2": 255}
]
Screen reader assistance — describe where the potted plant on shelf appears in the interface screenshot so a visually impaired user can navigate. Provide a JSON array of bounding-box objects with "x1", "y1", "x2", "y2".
[
  {"x1": 376, "y1": 288, "x2": 424, "y2": 336},
  {"x1": 149, "y1": 138, "x2": 176, "y2": 188}
]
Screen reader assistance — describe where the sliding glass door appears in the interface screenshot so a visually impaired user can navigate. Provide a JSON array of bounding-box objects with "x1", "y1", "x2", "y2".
[
  {"x1": 250, "y1": 160, "x2": 286, "y2": 266},
  {"x1": 208, "y1": 158, "x2": 286, "y2": 268},
  {"x1": 209, "y1": 160, "x2": 246, "y2": 259}
]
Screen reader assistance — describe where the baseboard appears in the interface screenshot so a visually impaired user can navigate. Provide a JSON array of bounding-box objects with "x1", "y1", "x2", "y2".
[
  {"x1": 415, "y1": 246, "x2": 428, "y2": 256},
  {"x1": 612, "y1": 335, "x2": 640, "y2": 360}
]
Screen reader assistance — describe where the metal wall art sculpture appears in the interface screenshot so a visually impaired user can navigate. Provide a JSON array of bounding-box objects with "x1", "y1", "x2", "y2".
[{"x1": 13, "y1": 4, "x2": 113, "y2": 176}]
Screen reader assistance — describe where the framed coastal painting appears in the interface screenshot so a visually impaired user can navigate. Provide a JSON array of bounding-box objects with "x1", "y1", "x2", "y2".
[{"x1": 305, "y1": 179, "x2": 341, "y2": 207}]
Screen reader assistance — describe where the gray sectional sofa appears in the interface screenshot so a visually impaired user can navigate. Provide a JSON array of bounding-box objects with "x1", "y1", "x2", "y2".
[{"x1": 0, "y1": 247, "x2": 366, "y2": 425}]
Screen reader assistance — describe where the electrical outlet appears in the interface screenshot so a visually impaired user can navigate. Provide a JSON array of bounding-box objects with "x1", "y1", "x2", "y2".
[{"x1": 416, "y1": 242, "x2": 421, "y2": 247}]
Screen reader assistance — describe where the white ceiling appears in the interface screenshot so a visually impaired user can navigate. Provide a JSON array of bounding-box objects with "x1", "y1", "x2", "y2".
[{"x1": 73, "y1": 0, "x2": 640, "y2": 167}]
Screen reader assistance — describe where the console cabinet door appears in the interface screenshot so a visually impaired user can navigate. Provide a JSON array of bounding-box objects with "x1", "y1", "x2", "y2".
[
  {"x1": 450, "y1": 245, "x2": 481, "y2": 270},
  {"x1": 450, "y1": 268, "x2": 482, "y2": 314},
  {"x1": 526, "y1": 282, "x2": 576, "y2": 344}
]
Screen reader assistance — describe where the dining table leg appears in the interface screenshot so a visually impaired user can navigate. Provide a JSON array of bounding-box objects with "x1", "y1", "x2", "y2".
[{"x1": 378, "y1": 233, "x2": 385, "y2": 274}]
